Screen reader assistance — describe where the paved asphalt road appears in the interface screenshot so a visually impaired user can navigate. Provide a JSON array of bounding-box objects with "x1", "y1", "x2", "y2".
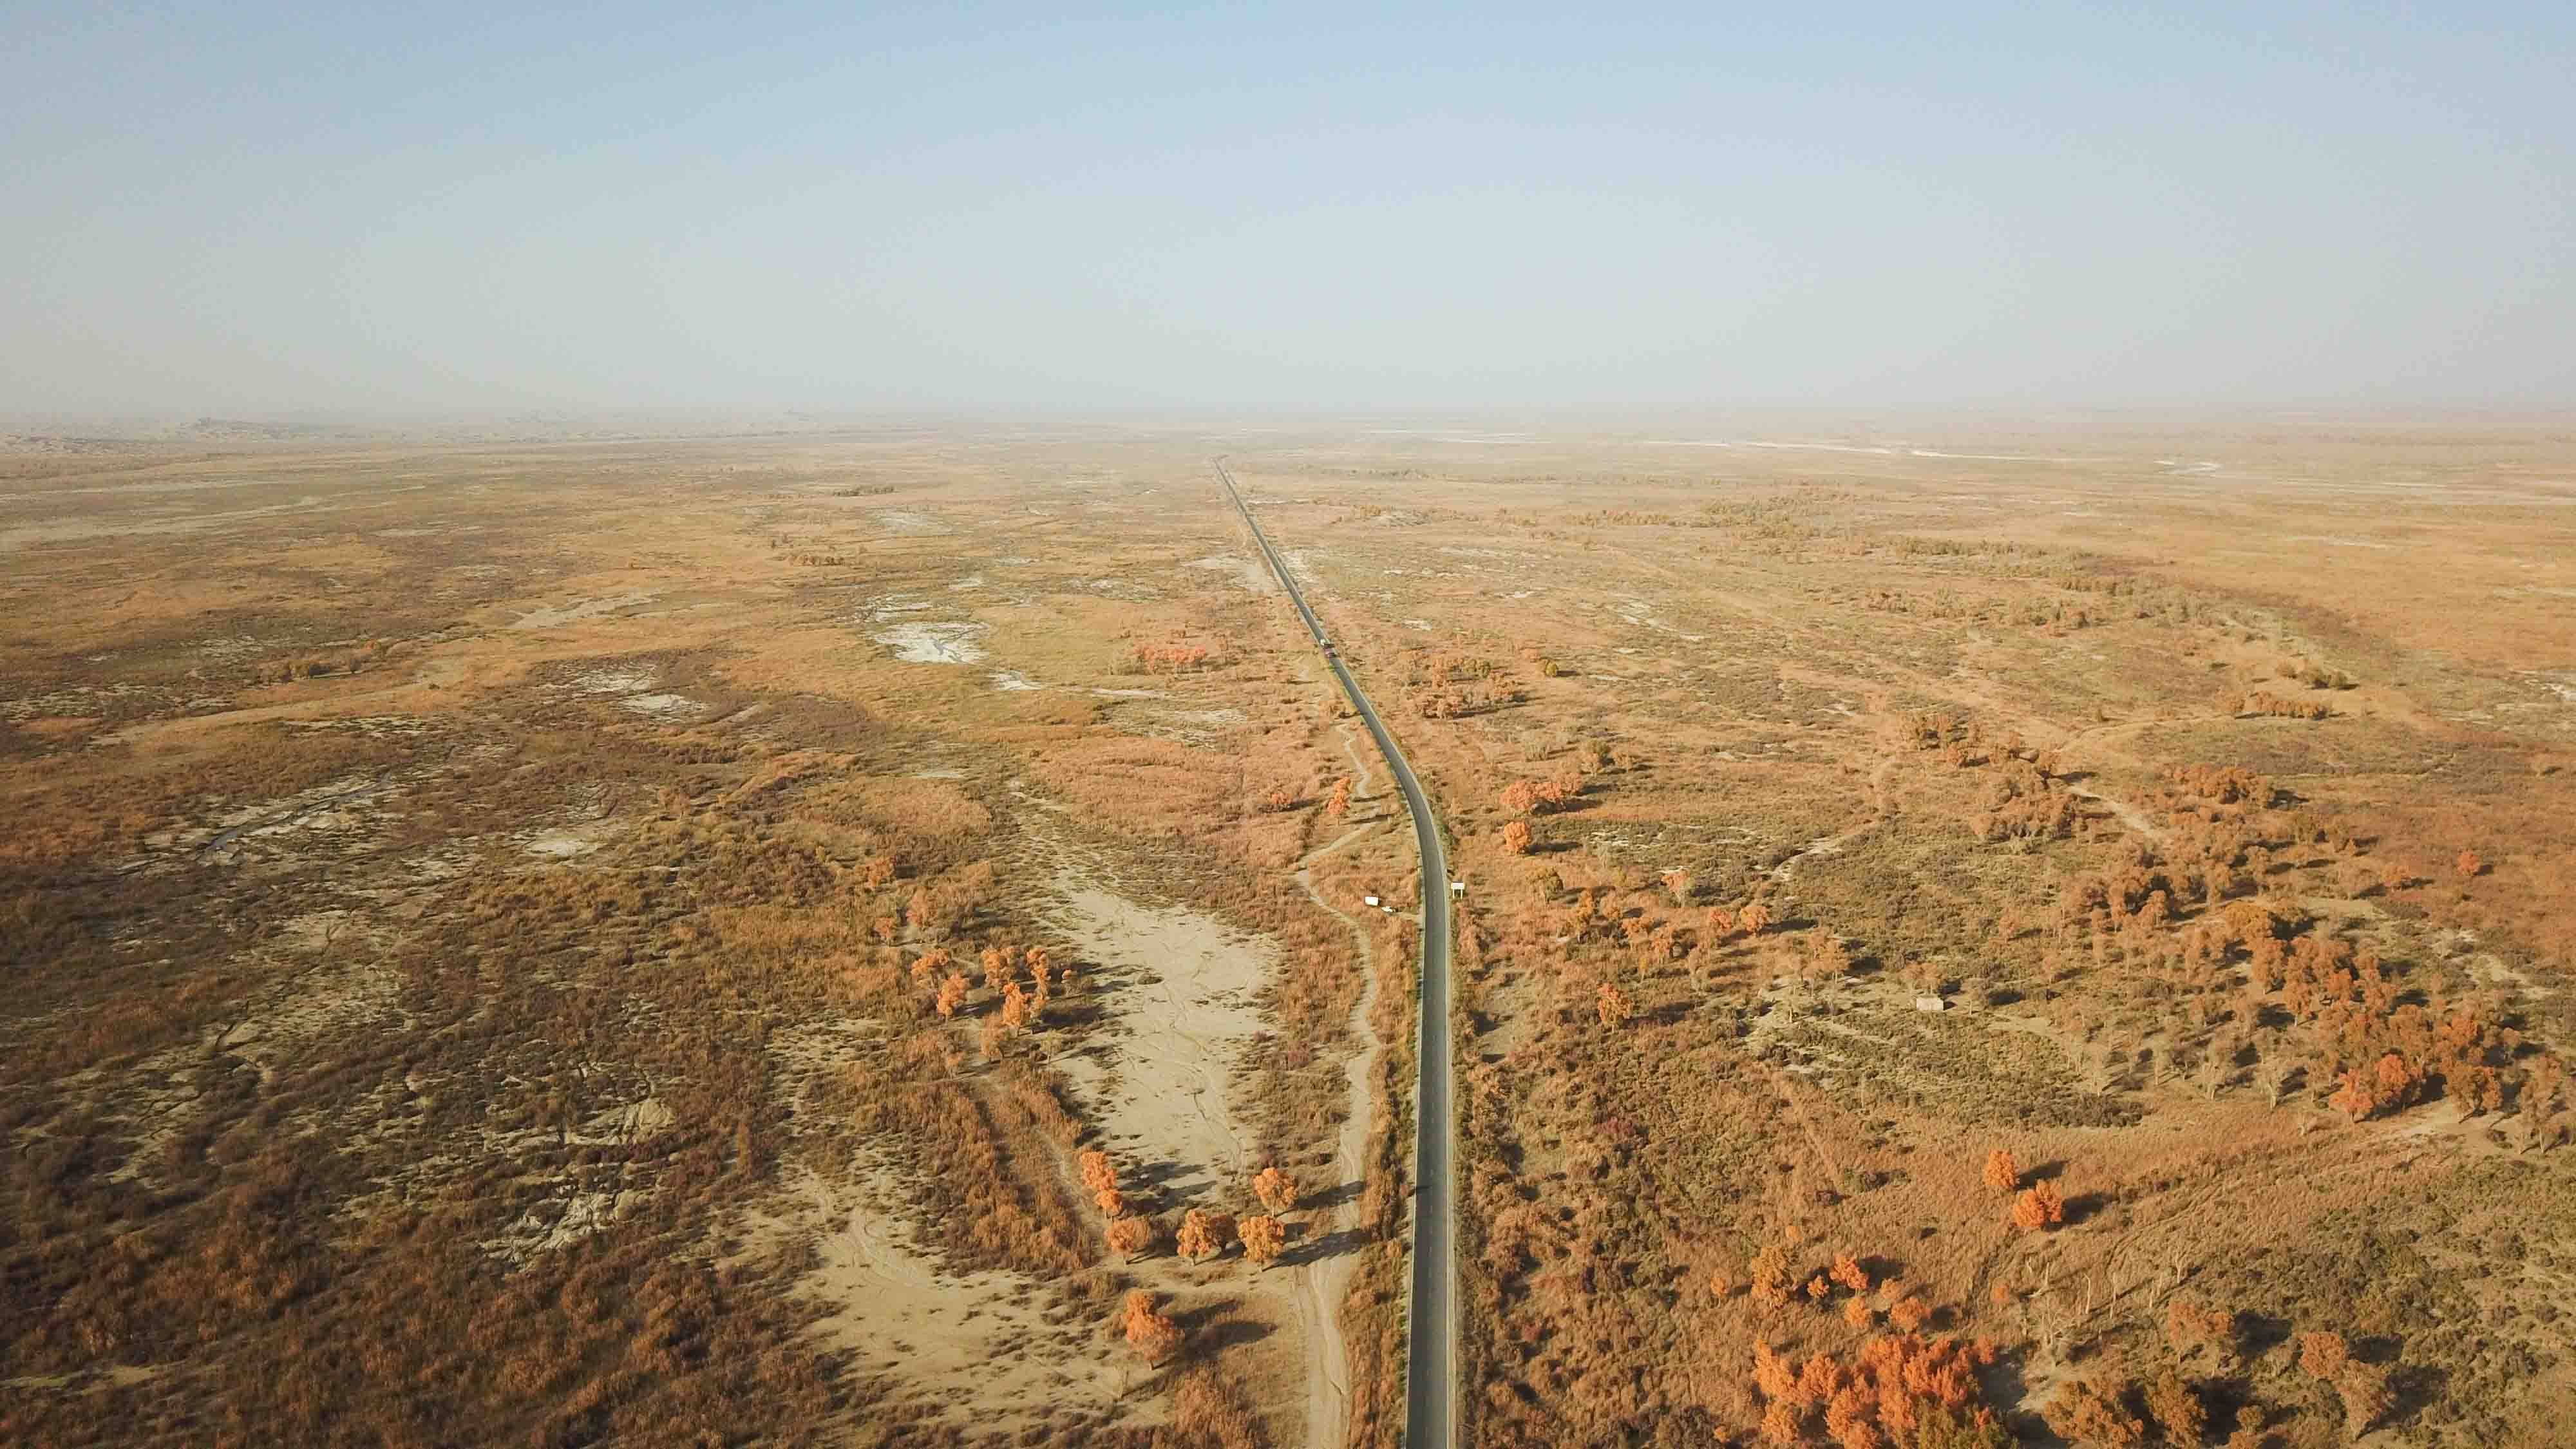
[{"x1": 1215, "y1": 460, "x2": 1456, "y2": 1449}]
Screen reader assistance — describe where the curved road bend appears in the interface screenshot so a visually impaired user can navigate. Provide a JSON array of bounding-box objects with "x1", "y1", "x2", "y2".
[{"x1": 1215, "y1": 460, "x2": 1457, "y2": 1449}]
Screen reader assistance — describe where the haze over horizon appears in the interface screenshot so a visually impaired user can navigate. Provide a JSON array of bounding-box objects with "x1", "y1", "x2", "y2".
[{"x1": 8, "y1": 4, "x2": 2572, "y2": 418}]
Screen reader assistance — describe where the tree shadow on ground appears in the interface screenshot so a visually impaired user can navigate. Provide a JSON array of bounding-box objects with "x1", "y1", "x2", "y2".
[{"x1": 1279, "y1": 1226, "x2": 1370, "y2": 1269}]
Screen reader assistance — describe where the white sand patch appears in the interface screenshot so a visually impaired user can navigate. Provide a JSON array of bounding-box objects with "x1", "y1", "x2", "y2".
[
  {"x1": 949, "y1": 574, "x2": 984, "y2": 591},
  {"x1": 488, "y1": 1190, "x2": 630, "y2": 1260},
  {"x1": 876, "y1": 621, "x2": 989, "y2": 664},
  {"x1": 620, "y1": 692, "x2": 704, "y2": 719},
  {"x1": 572, "y1": 665, "x2": 657, "y2": 695},
  {"x1": 283, "y1": 715, "x2": 431, "y2": 737},
  {"x1": 989, "y1": 668, "x2": 1043, "y2": 691},
  {"x1": 1045, "y1": 867, "x2": 1271, "y2": 1204},
  {"x1": 871, "y1": 509, "x2": 949, "y2": 535},
  {"x1": 523, "y1": 826, "x2": 607, "y2": 858},
  {"x1": 585, "y1": 1096, "x2": 676, "y2": 1143},
  {"x1": 509, "y1": 591, "x2": 656, "y2": 629},
  {"x1": 1187, "y1": 554, "x2": 1275, "y2": 592}
]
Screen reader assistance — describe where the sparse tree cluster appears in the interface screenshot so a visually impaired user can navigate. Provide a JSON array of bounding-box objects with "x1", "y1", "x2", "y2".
[
  {"x1": 1752, "y1": 1334, "x2": 2009, "y2": 1448},
  {"x1": 1128, "y1": 639, "x2": 1215, "y2": 674},
  {"x1": 2011, "y1": 1180, "x2": 2066, "y2": 1231},
  {"x1": 1499, "y1": 777, "x2": 1578, "y2": 815},
  {"x1": 2223, "y1": 689, "x2": 2332, "y2": 720}
]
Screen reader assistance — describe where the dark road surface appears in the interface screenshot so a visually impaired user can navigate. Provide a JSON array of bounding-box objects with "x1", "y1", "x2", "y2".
[{"x1": 1216, "y1": 459, "x2": 1455, "y2": 1449}]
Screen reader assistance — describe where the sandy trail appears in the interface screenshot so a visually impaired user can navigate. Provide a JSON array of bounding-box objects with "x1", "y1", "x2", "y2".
[{"x1": 1282, "y1": 720, "x2": 1391, "y2": 1449}]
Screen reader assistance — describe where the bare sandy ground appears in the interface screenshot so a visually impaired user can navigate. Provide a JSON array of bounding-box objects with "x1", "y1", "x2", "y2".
[
  {"x1": 1046, "y1": 864, "x2": 1270, "y2": 1210},
  {"x1": 768, "y1": 855, "x2": 1299, "y2": 1439},
  {"x1": 783, "y1": 1160, "x2": 1133, "y2": 1434}
]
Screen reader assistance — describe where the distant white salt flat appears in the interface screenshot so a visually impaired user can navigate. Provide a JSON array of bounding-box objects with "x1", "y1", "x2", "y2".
[{"x1": 1638, "y1": 439, "x2": 2091, "y2": 463}]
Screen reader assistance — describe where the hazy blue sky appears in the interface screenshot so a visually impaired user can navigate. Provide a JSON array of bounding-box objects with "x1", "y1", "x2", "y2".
[{"x1": 6, "y1": 4, "x2": 2571, "y2": 414}]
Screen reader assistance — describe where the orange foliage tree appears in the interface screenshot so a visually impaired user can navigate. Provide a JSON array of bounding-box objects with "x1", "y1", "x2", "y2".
[
  {"x1": 2297, "y1": 1331, "x2": 2349, "y2": 1380},
  {"x1": 1596, "y1": 981, "x2": 1633, "y2": 1028},
  {"x1": 1238, "y1": 1215, "x2": 1284, "y2": 1270},
  {"x1": 1079, "y1": 1150, "x2": 1118, "y2": 1197},
  {"x1": 1106, "y1": 1215, "x2": 1155, "y2": 1260},
  {"x1": 934, "y1": 973, "x2": 969, "y2": 1019},
  {"x1": 2044, "y1": 1376, "x2": 2144, "y2": 1446},
  {"x1": 1122, "y1": 1291, "x2": 1182, "y2": 1363},
  {"x1": 1176, "y1": 1208, "x2": 1233, "y2": 1263},
  {"x1": 1502, "y1": 819, "x2": 1534, "y2": 855},
  {"x1": 2164, "y1": 1298, "x2": 2237, "y2": 1363},
  {"x1": 1251, "y1": 1166, "x2": 1298, "y2": 1213},
  {"x1": 1982, "y1": 1148, "x2": 2022, "y2": 1193},
  {"x1": 2145, "y1": 1366, "x2": 2207, "y2": 1444},
  {"x1": 2012, "y1": 1180, "x2": 2066, "y2": 1231},
  {"x1": 1748, "y1": 1243, "x2": 1798, "y2": 1308}
]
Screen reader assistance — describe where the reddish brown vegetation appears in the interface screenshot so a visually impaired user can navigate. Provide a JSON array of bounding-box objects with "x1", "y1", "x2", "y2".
[
  {"x1": 1251, "y1": 1165, "x2": 1298, "y2": 1213},
  {"x1": 1238, "y1": 1214, "x2": 1284, "y2": 1269},
  {"x1": 1128, "y1": 639, "x2": 1215, "y2": 674},
  {"x1": 1176, "y1": 1208, "x2": 1235, "y2": 1264},
  {"x1": 1980, "y1": 1148, "x2": 2021, "y2": 1193},
  {"x1": 1752, "y1": 1334, "x2": 2007, "y2": 1448},
  {"x1": 1122, "y1": 1291, "x2": 1182, "y2": 1365},
  {"x1": 2011, "y1": 1180, "x2": 2065, "y2": 1231}
]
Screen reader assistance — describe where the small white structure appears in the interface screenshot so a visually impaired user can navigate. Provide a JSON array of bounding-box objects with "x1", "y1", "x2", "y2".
[
  {"x1": 1450, "y1": 880, "x2": 1466, "y2": 895},
  {"x1": 1915, "y1": 995, "x2": 1950, "y2": 1013},
  {"x1": 1383, "y1": 905, "x2": 1396, "y2": 914},
  {"x1": 1363, "y1": 895, "x2": 1381, "y2": 907}
]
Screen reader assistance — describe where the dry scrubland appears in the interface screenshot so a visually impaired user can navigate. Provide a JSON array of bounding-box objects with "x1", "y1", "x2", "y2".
[
  {"x1": 6, "y1": 419, "x2": 2575, "y2": 1449},
  {"x1": 1221, "y1": 421, "x2": 2576, "y2": 1448},
  {"x1": 0, "y1": 428, "x2": 1421, "y2": 1447}
]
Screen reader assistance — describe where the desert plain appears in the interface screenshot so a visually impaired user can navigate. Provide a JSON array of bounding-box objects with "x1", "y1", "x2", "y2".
[{"x1": 5, "y1": 415, "x2": 2575, "y2": 1448}]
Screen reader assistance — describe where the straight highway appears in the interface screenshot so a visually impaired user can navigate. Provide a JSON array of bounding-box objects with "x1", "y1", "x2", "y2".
[{"x1": 1215, "y1": 459, "x2": 1455, "y2": 1449}]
